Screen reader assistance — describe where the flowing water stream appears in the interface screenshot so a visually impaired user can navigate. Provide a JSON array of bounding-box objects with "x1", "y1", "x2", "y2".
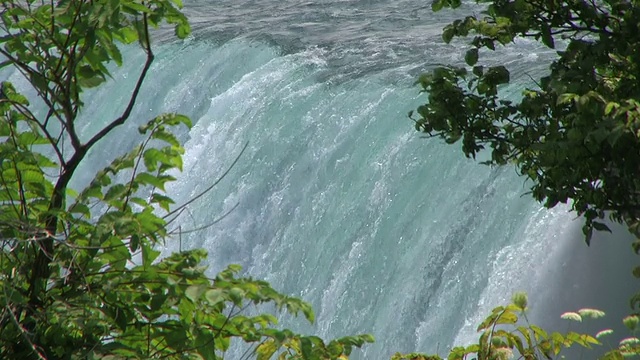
[{"x1": 2, "y1": 1, "x2": 636, "y2": 358}]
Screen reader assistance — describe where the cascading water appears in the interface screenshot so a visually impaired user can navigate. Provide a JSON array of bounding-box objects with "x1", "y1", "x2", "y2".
[{"x1": 4, "y1": 0, "x2": 636, "y2": 358}]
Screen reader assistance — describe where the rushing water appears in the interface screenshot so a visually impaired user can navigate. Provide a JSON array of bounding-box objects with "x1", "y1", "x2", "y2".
[{"x1": 4, "y1": 0, "x2": 637, "y2": 358}]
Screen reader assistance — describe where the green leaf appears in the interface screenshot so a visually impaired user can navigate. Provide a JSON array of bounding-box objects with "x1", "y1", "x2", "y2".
[
  {"x1": 68, "y1": 203, "x2": 91, "y2": 216},
  {"x1": 623, "y1": 315, "x2": 639, "y2": 331},
  {"x1": 632, "y1": 240, "x2": 640, "y2": 255},
  {"x1": 442, "y1": 25, "x2": 455, "y2": 43},
  {"x1": 484, "y1": 66, "x2": 510, "y2": 86},
  {"x1": 256, "y1": 340, "x2": 278, "y2": 360},
  {"x1": 465, "y1": 48, "x2": 479, "y2": 66},
  {"x1": 604, "y1": 102, "x2": 619, "y2": 115},
  {"x1": 361, "y1": 334, "x2": 375, "y2": 343},
  {"x1": 530, "y1": 325, "x2": 548, "y2": 340},
  {"x1": 122, "y1": 1, "x2": 152, "y2": 14},
  {"x1": 173, "y1": 113, "x2": 193, "y2": 128},
  {"x1": 540, "y1": 23, "x2": 555, "y2": 48},
  {"x1": 130, "y1": 234, "x2": 140, "y2": 252},
  {"x1": 175, "y1": 22, "x2": 191, "y2": 38},
  {"x1": 227, "y1": 264, "x2": 242, "y2": 273},
  {"x1": 300, "y1": 337, "x2": 313, "y2": 358},
  {"x1": 229, "y1": 287, "x2": 245, "y2": 305},
  {"x1": 583, "y1": 224, "x2": 594, "y2": 246},
  {"x1": 77, "y1": 65, "x2": 106, "y2": 88},
  {"x1": 495, "y1": 311, "x2": 518, "y2": 325},
  {"x1": 557, "y1": 93, "x2": 578, "y2": 105},
  {"x1": 205, "y1": 289, "x2": 224, "y2": 305},
  {"x1": 630, "y1": 293, "x2": 640, "y2": 310},
  {"x1": 432, "y1": 0, "x2": 445, "y2": 12},
  {"x1": 300, "y1": 302, "x2": 315, "y2": 323},
  {"x1": 18, "y1": 131, "x2": 48, "y2": 145},
  {"x1": 592, "y1": 221, "x2": 611, "y2": 233},
  {"x1": 104, "y1": 183, "x2": 127, "y2": 202},
  {"x1": 512, "y1": 292, "x2": 528, "y2": 310},
  {"x1": 151, "y1": 129, "x2": 180, "y2": 147},
  {"x1": 142, "y1": 241, "x2": 161, "y2": 267},
  {"x1": 115, "y1": 26, "x2": 139, "y2": 44},
  {"x1": 449, "y1": 0, "x2": 462, "y2": 8},
  {"x1": 150, "y1": 193, "x2": 174, "y2": 211},
  {"x1": 185, "y1": 284, "x2": 206, "y2": 302},
  {"x1": 135, "y1": 172, "x2": 168, "y2": 191}
]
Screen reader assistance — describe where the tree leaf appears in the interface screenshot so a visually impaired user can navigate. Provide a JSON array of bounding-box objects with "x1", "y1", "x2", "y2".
[
  {"x1": 465, "y1": 48, "x2": 479, "y2": 66},
  {"x1": 442, "y1": 25, "x2": 455, "y2": 43},
  {"x1": 185, "y1": 285, "x2": 206, "y2": 302},
  {"x1": 541, "y1": 23, "x2": 555, "y2": 48},
  {"x1": 432, "y1": 0, "x2": 445, "y2": 12},
  {"x1": 257, "y1": 340, "x2": 278, "y2": 360}
]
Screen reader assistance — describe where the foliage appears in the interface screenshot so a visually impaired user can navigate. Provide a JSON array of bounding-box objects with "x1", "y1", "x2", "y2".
[
  {"x1": 0, "y1": 1, "x2": 372, "y2": 359},
  {"x1": 410, "y1": 1, "x2": 640, "y2": 359},
  {"x1": 410, "y1": 0, "x2": 640, "y2": 245},
  {"x1": 394, "y1": 293, "x2": 640, "y2": 360}
]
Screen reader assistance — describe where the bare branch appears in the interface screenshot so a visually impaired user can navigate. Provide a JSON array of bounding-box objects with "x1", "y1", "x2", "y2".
[
  {"x1": 83, "y1": 14, "x2": 154, "y2": 152},
  {"x1": 168, "y1": 202, "x2": 239, "y2": 236},
  {"x1": 164, "y1": 142, "x2": 249, "y2": 219},
  {"x1": 1, "y1": 99, "x2": 65, "y2": 166},
  {"x1": 5, "y1": 306, "x2": 47, "y2": 360}
]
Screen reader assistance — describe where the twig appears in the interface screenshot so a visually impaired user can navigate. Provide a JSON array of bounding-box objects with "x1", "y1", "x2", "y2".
[{"x1": 163, "y1": 141, "x2": 249, "y2": 219}]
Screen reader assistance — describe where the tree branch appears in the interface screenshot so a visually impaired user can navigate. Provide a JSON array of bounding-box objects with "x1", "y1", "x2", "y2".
[
  {"x1": 27, "y1": 12, "x2": 156, "y2": 310},
  {"x1": 3, "y1": 99, "x2": 65, "y2": 166},
  {"x1": 83, "y1": 14, "x2": 154, "y2": 151},
  {"x1": 164, "y1": 142, "x2": 249, "y2": 219}
]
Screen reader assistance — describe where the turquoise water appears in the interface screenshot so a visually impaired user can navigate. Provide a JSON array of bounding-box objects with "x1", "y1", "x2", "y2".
[{"x1": 3, "y1": 1, "x2": 637, "y2": 358}]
